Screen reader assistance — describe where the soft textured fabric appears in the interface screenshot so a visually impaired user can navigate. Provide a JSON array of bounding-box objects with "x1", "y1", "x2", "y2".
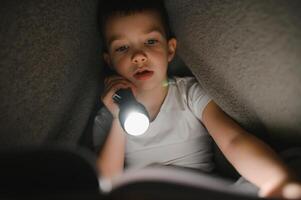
[
  {"x1": 0, "y1": 0, "x2": 102, "y2": 147},
  {"x1": 125, "y1": 77, "x2": 213, "y2": 172},
  {"x1": 165, "y1": 0, "x2": 301, "y2": 148}
]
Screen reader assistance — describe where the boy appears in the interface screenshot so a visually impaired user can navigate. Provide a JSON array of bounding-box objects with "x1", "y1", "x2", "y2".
[{"x1": 94, "y1": 0, "x2": 301, "y2": 198}]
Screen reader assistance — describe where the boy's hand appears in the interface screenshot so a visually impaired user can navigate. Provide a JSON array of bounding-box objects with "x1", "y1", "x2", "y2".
[
  {"x1": 101, "y1": 75, "x2": 136, "y2": 118},
  {"x1": 259, "y1": 179, "x2": 301, "y2": 199}
]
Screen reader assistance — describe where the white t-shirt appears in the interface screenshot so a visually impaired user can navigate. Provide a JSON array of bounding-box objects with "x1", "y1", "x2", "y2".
[{"x1": 125, "y1": 77, "x2": 214, "y2": 172}]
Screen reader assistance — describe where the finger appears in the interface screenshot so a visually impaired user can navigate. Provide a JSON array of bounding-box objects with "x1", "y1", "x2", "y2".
[
  {"x1": 110, "y1": 82, "x2": 133, "y2": 94},
  {"x1": 283, "y1": 183, "x2": 301, "y2": 200},
  {"x1": 105, "y1": 80, "x2": 132, "y2": 93},
  {"x1": 103, "y1": 82, "x2": 132, "y2": 100},
  {"x1": 104, "y1": 77, "x2": 130, "y2": 88},
  {"x1": 104, "y1": 75, "x2": 125, "y2": 84},
  {"x1": 258, "y1": 183, "x2": 280, "y2": 198}
]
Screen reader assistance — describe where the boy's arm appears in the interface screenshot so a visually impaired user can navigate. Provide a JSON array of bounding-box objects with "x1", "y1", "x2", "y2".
[
  {"x1": 202, "y1": 100, "x2": 300, "y2": 198},
  {"x1": 96, "y1": 118, "x2": 125, "y2": 179},
  {"x1": 96, "y1": 75, "x2": 134, "y2": 179}
]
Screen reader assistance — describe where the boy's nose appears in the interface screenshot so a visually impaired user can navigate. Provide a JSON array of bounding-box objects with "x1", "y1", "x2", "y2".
[{"x1": 132, "y1": 53, "x2": 147, "y2": 65}]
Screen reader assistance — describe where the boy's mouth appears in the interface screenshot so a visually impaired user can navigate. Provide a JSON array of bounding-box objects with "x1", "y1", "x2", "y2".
[{"x1": 134, "y1": 70, "x2": 154, "y2": 81}]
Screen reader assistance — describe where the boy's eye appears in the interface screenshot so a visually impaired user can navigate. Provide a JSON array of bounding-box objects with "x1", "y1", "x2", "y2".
[
  {"x1": 115, "y1": 45, "x2": 129, "y2": 52},
  {"x1": 146, "y1": 39, "x2": 158, "y2": 45}
]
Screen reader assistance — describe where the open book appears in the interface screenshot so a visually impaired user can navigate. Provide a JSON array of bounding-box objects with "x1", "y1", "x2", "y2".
[
  {"x1": 98, "y1": 165, "x2": 259, "y2": 200},
  {"x1": 0, "y1": 146, "x2": 260, "y2": 200}
]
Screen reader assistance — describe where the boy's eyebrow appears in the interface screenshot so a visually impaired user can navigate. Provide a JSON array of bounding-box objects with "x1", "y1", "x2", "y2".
[{"x1": 107, "y1": 27, "x2": 165, "y2": 47}]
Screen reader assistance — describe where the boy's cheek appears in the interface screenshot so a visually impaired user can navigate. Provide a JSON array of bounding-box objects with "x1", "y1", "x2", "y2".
[
  {"x1": 113, "y1": 54, "x2": 129, "y2": 65},
  {"x1": 113, "y1": 62, "x2": 131, "y2": 76},
  {"x1": 113, "y1": 60, "x2": 127, "y2": 71},
  {"x1": 110, "y1": 57, "x2": 123, "y2": 69}
]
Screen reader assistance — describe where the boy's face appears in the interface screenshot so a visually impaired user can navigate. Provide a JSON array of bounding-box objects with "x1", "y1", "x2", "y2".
[{"x1": 103, "y1": 10, "x2": 177, "y2": 91}]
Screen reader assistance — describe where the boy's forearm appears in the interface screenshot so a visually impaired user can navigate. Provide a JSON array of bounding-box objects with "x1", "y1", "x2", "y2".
[
  {"x1": 225, "y1": 131, "x2": 291, "y2": 189},
  {"x1": 97, "y1": 119, "x2": 126, "y2": 179}
]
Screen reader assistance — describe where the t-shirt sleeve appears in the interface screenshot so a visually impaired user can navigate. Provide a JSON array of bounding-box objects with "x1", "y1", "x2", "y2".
[
  {"x1": 186, "y1": 78, "x2": 212, "y2": 122},
  {"x1": 93, "y1": 106, "x2": 113, "y2": 153}
]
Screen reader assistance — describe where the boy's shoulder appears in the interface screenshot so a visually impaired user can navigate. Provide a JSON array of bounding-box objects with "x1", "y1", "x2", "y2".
[
  {"x1": 169, "y1": 76, "x2": 207, "y2": 102},
  {"x1": 169, "y1": 76, "x2": 200, "y2": 90},
  {"x1": 169, "y1": 76, "x2": 197, "y2": 84},
  {"x1": 169, "y1": 75, "x2": 209, "y2": 101},
  {"x1": 167, "y1": 76, "x2": 211, "y2": 120}
]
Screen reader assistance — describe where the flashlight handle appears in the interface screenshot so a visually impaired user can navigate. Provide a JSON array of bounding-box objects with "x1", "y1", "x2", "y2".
[{"x1": 113, "y1": 88, "x2": 135, "y2": 105}]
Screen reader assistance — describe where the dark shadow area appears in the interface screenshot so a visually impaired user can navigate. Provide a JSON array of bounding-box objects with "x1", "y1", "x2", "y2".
[
  {"x1": 168, "y1": 54, "x2": 194, "y2": 77},
  {"x1": 0, "y1": 146, "x2": 101, "y2": 199}
]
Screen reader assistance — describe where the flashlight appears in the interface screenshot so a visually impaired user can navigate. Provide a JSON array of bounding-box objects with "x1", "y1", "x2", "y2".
[{"x1": 113, "y1": 88, "x2": 150, "y2": 136}]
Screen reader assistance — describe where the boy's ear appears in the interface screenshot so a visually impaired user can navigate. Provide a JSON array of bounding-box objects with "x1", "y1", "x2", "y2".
[{"x1": 167, "y1": 38, "x2": 177, "y2": 62}]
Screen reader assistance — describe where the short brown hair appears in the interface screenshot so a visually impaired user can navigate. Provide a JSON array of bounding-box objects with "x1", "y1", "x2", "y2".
[{"x1": 98, "y1": 0, "x2": 174, "y2": 52}]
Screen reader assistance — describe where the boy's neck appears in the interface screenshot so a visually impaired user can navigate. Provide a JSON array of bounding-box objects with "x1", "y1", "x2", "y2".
[{"x1": 136, "y1": 79, "x2": 169, "y2": 121}]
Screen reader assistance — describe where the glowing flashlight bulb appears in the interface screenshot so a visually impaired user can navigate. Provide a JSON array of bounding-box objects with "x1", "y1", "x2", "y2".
[
  {"x1": 124, "y1": 111, "x2": 150, "y2": 136},
  {"x1": 113, "y1": 88, "x2": 150, "y2": 136}
]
